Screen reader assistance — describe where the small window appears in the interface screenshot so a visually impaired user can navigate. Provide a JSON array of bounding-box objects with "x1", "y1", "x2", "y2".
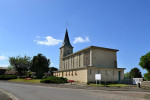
[
  {"x1": 98, "y1": 70, "x2": 100, "y2": 74},
  {"x1": 69, "y1": 71, "x2": 70, "y2": 76},
  {"x1": 113, "y1": 70, "x2": 114, "y2": 75},
  {"x1": 106, "y1": 70, "x2": 107, "y2": 74},
  {"x1": 75, "y1": 71, "x2": 77, "y2": 76},
  {"x1": 68, "y1": 50, "x2": 69, "y2": 54},
  {"x1": 72, "y1": 71, "x2": 73, "y2": 76},
  {"x1": 90, "y1": 69, "x2": 92, "y2": 75}
]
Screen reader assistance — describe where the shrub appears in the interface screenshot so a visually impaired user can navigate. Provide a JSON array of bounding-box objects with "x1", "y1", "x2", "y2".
[
  {"x1": 40, "y1": 76, "x2": 68, "y2": 84},
  {"x1": 0, "y1": 75, "x2": 17, "y2": 80},
  {"x1": 33, "y1": 76, "x2": 38, "y2": 79},
  {"x1": 0, "y1": 69, "x2": 6, "y2": 75},
  {"x1": 42, "y1": 76, "x2": 47, "y2": 79},
  {"x1": 18, "y1": 76, "x2": 21, "y2": 79},
  {"x1": 86, "y1": 82, "x2": 90, "y2": 85}
]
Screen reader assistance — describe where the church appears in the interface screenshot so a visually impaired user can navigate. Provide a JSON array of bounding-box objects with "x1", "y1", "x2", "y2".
[{"x1": 53, "y1": 29, "x2": 125, "y2": 83}]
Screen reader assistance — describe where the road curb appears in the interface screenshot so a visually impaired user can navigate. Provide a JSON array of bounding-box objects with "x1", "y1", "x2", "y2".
[{"x1": 0, "y1": 88, "x2": 19, "y2": 100}]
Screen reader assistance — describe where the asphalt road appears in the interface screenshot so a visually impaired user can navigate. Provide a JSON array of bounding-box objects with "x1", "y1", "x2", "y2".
[
  {"x1": 0, "y1": 89, "x2": 12, "y2": 100},
  {"x1": 0, "y1": 82, "x2": 149, "y2": 100}
]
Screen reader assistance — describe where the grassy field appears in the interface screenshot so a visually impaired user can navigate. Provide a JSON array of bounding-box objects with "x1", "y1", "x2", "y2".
[
  {"x1": 9, "y1": 79, "x2": 41, "y2": 83},
  {"x1": 90, "y1": 84, "x2": 129, "y2": 87}
]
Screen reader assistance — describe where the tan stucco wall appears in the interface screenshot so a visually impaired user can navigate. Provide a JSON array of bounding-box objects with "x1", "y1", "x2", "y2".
[
  {"x1": 92, "y1": 48, "x2": 117, "y2": 68},
  {"x1": 53, "y1": 69, "x2": 88, "y2": 83},
  {"x1": 54, "y1": 67, "x2": 124, "y2": 83},
  {"x1": 87, "y1": 67, "x2": 124, "y2": 82}
]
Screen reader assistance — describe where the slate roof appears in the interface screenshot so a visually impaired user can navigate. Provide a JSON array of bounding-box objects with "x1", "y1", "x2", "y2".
[{"x1": 61, "y1": 29, "x2": 73, "y2": 48}]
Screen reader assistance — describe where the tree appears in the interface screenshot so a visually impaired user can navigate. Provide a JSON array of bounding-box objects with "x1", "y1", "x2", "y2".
[
  {"x1": 9, "y1": 56, "x2": 31, "y2": 77},
  {"x1": 7, "y1": 66, "x2": 14, "y2": 71},
  {"x1": 139, "y1": 52, "x2": 150, "y2": 72},
  {"x1": 124, "y1": 72, "x2": 131, "y2": 78},
  {"x1": 139, "y1": 52, "x2": 150, "y2": 81},
  {"x1": 31, "y1": 54, "x2": 50, "y2": 78},
  {"x1": 49, "y1": 67, "x2": 58, "y2": 76},
  {"x1": 129, "y1": 67, "x2": 142, "y2": 78},
  {"x1": 144, "y1": 72, "x2": 150, "y2": 81}
]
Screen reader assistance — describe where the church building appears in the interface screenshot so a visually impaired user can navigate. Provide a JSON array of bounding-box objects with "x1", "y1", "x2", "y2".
[{"x1": 53, "y1": 29, "x2": 125, "y2": 83}]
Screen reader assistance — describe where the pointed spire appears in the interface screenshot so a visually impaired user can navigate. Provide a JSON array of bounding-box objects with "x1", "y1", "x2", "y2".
[{"x1": 61, "y1": 28, "x2": 73, "y2": 48}]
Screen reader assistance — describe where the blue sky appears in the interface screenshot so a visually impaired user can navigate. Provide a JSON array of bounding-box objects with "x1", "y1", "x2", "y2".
[{"x1": 0, "y1": 0, "x2": 150, "y2": 75}]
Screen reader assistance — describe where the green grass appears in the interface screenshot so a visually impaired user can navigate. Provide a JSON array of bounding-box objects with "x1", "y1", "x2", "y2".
[
  {"x1": 8, "y1": 79, "x2": 41, "y2": 83},
  {"x1": 90, "y1": 84, "x2": 129, "y2": 87}
]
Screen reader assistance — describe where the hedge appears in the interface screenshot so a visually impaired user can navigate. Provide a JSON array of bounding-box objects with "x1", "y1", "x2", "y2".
[
  {"x1": 40, "y1": 76, "x2": 68, "y2": 84},
  {"x1": 0, "y1": 75, "x2": 17, "y2": 80}
]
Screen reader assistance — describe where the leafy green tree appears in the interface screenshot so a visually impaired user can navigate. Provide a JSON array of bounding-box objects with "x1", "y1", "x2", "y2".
[
  {"x1": 124, "y1": 72, "x2": 131, "y2": 78},
  {"x1": 144, "y1": 72, "x2": 150, "y2": 81},
  {"x1": 31, "y1": 54, "x2": 50, "y2": 78},
  {"x1": 7, "y1": 66, "x2": 14, "y2": 71},
  {"x1": 49, "y1": 67, "x2": 58, "y2": 76},
  {"x1": 9, "y1": 56, "x2": 31, "y2": 77},
  {"x1": 139, "y1": 52, "x2": 150, "y2": 71},
  {"x1": 129, "y1": 67, "x2": 142, "y2": 78},
  {"x1": 139, "y1": 52, "x2": 150, "y2": 81}
]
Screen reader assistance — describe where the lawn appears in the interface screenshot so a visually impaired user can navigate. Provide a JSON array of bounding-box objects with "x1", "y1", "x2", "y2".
[
  {"x1": 90, "y1": 84, "x2": 129, "y2": 87},
  {"x1": 8, "y1": 79, "x2": 41, "y2": 83}
]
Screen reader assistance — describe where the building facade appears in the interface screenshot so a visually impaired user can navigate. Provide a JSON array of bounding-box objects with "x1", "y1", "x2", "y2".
[{"x1": 54, "y1": 29, "x2": 125, "y2": 83}]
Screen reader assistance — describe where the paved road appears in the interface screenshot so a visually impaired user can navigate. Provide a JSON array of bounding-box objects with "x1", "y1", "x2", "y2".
[
  {"x1": 0, "y1": 81, "x2": 149, "y2": 100},
  {"x1": 0, "y1": 89, "x2": 12, "y2": 100}
]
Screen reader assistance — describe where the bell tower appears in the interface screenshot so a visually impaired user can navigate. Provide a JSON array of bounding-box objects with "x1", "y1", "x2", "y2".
[{"x1": 59, "y1": 29, "x2": 73, "y2": 70}]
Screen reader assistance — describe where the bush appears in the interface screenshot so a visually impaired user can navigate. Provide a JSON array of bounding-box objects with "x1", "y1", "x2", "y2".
[
  {"x1": 33, "y1": 76, "x2": 38, "y2": 79},
  {"x1": 40, "y1": 76, "x2": 68, "y2": 84},
  {"x1": 0, "y1": 75, "x2": 17, "y2": 80},
  {"x1": 0, "y1": 69, "x2": 6, "y2": 75},
  {"x1": 36, "y1": 74, "x2": 44, "y2": 79},
  {"x1": 18, "y1": 76, "x2": 21, "y2": 79},
  {"x1": 42, "y1": 76, "x2": 47, "y2": 79}
]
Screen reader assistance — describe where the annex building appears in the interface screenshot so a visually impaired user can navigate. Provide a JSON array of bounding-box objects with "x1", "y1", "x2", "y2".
[{"x1": 53, "y1": 29, "x2": 125, "y2": 83}]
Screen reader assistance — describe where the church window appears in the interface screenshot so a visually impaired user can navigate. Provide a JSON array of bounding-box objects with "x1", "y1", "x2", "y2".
[
  {"x1": 66, "y1": 60, "x2": 67, "y2": 69},
  {"x1": 79, "y1": 54, "x2": 81, "y2": 67},
  {"x1": 68, "y1": 59, "x2": 69, "y2": 69},
  {"x1": 73, "y1": 57, "x2": 74, "y2": 68},
  {"x1": 90, "y1": 69, "x2": 92, "y2": 75},
  {"x1": 75, "y1": 71, "x2": 77, "y2": 76},
  {"x1": 67, "y1": 50, "x2": 69, "y2": 54},
  {"x1": 72, "y1": 71, "x2": 73, "y2": 76},
  {"x1": 71, "y1": 58, "x2": 72, "y2": 68},
  {"x1": 84, "y1": 51, "x2": 90, "y2": 66},
  {"x1": 64, "y1": 61, "x2": 65, "y2": 69},
  {"x1": 98, "y1": 70, "x2": 100, "y2": 74},
  {"x1": 114, "y1": 61, "x2": 117, "y2": 68},
  {"x1": 113, "y1": 70, "x2": 114, "y2": 75},
  {"x1": 69, "y1": 71, "x2": 70, "y2": 76}
]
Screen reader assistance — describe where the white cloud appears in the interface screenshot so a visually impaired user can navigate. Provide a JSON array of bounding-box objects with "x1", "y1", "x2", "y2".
[
  {"x1": 73, "y1": 36, "x2": 90, "y2": 44},
  {"x1": 0, "y1": 64, "x2": 9, "y2": 67},
  {"x1": 0, "y1": 55, "x2": 8, "y2": 60},
  {"x1": 34, "y1": 36, "x2": 62, "y2": 46}
]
